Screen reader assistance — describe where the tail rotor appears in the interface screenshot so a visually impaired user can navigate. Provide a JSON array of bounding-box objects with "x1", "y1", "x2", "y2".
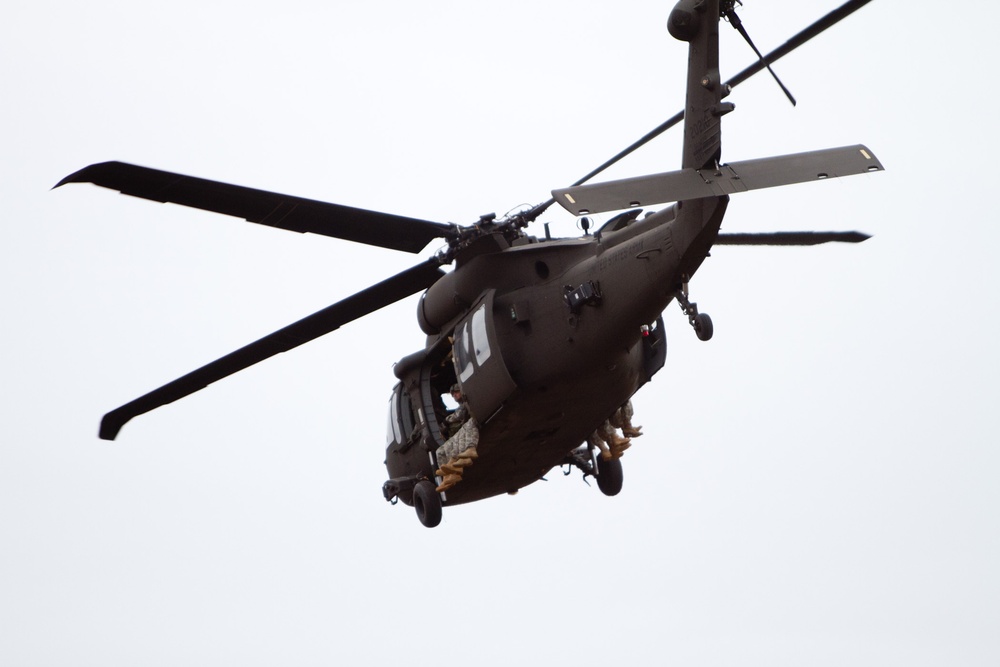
[{"x1": 722, "y1": 1, "x2": 796, "y2": 106}]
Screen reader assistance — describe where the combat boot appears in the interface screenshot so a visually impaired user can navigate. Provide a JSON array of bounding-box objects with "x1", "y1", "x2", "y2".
[
  {"x1": 456, "y1": 446, "x2": 478, "y2": 461},
  {"x1": 436, "y1": 473, "x2": 462, "y2": 493},
  {"x1": 435, "y1": 458, "x2": 472, "y2": 476},
  {"x1": 609, "y1": 433, "x2": 631, "y2": 459}
]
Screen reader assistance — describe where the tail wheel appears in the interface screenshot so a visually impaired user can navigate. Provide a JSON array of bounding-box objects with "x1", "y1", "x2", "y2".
[
  {"x1": 595, "y1": 456, "x2": 624, "y2": 496},
  {"x1": 675, "y1": 284, "x2": 713, "y2": 342},
  {"x1": 694, "y1": 312, "x2": 714, "y2": 341},
  {"x1": 413, "y1": 480, "x2": 443, "y2": 527}
]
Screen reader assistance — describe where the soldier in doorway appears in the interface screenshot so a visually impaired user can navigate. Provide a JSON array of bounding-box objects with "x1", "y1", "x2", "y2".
[{"x1": 435, "y1": 384, "x2": 479, "y2": 492}]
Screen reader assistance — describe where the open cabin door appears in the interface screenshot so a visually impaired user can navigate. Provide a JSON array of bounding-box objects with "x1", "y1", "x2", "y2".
[{"x1": 452, "y1": 290, "x2": 517, "y2": 424}]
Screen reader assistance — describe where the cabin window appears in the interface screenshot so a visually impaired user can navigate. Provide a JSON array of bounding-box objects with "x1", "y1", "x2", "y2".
[
  {"x1": 455, "y1": 304, "x2": 491, "y2": 382},
  {"x1": 471, "y1": 305, "x2": 492, "y2": 366},
  {"x1": 456, "y1": 323, "x2": 474, "y2": 382}
]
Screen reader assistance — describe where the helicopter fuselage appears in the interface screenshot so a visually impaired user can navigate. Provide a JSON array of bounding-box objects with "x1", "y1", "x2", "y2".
[{"x1": 383, "y1": 195, "x2": 729, "y2": 505}]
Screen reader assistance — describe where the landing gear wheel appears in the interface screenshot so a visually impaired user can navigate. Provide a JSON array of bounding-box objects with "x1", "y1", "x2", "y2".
[
  {"x1": 413, "y1": 480, "x2": 442, "y2": 528},
  {"x1": 675, "y1": 281, "x2": 713, "y2": 342},
  {"x1": 694, "y1": 312, "x2": 714, "y2": 341},
  {"x1": 595, "y1": 455, "x2": 623, "y2": 496}
]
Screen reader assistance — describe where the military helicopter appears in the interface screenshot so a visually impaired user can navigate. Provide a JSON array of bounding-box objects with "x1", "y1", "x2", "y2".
[{"x1": 57, "y1": 0, "x2": 881, "y2": 527}]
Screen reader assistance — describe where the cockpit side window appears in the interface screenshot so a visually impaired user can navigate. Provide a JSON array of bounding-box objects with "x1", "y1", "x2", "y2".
[
  {"x1": 386, "y1": 388, "x2": 401, "y2": 446},
  {"x1": 386, "y1": 383, "x2": 420, "y2": 448},
  {"x1": 399, "y1": 390, "x2": 415, "y2": 441}
]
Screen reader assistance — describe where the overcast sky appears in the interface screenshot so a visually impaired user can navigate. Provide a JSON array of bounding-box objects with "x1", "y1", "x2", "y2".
[{"x1": 3, "y1": 1, "x2": 998, "y2": 665}]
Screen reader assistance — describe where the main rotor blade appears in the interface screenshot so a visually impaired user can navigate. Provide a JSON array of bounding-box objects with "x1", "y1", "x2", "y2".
[
  {"x1": 99, "y1": 258, "x2": 445, "y2": 440},
  {"x1": 716, "y1": 231, "x2": 870, "y2": 245},
  {"x1": 56, "y1": 162, "x2": 456, "y2": 254},
  {"x1": 560, "y1": 0, "x2": 873, "y2": 191}
]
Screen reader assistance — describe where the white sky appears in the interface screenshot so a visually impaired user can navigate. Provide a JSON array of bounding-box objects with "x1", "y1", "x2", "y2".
[{"x1": 3, "y1": 1, "x2": 998, "y2": 664}]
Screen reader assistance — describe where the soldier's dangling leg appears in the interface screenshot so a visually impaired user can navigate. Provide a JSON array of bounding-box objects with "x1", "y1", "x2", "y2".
[
  {"x1": 600, "y1": 419, "x2": 631, "y2": 459},
  {"x1": 610, "y1": 400, "x2": 642, "y2": 438},
  {"x1": 588, "y1": 427, "x2": 612, "y2": 461},
  {"x1": 434, "y1": 419, "x2": 479, "y2": 491}
]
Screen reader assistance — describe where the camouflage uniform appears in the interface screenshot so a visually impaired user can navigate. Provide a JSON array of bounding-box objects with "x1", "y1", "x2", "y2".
[
  {"x1": 437, "y1": 385, "x2": 478, "y2": 462},
  {"x1": 434, "y1": 386, "x2": 481, "y2": 492},
  {"x1": 609, "y1": 400, "x2": 639, "y2": 435},
  {"x1": 587, "y1": 420, "x2": 621, "y2": 459},
  {"x1": 442, "y1": 403, "x2": 470, "y2": 439},
  {"x1": 436, "y1": 417, "x2": 479, "y2": 463}
]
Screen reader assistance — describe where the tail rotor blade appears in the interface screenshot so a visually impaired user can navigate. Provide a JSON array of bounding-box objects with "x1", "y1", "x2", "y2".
[
  {"x1": 724, "y1": 8, "x2": 796, "y2": 106},
  {"x1": 724, "y1": 0, "x2": 873, "y2": 90}
]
